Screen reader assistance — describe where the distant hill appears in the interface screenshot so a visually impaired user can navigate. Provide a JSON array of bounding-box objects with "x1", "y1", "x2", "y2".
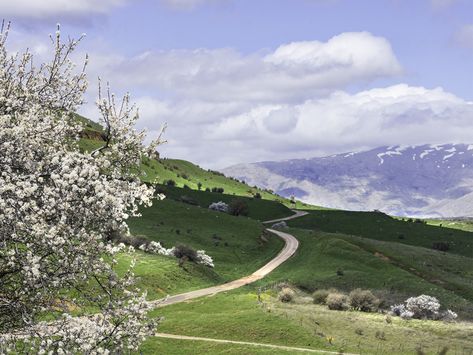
[
  {"x1": 75, "y1": 114, "x2": 314, "y2": 209},
  {"x1": 222, "y1": 144, "x2": 473, "y2": 218}
]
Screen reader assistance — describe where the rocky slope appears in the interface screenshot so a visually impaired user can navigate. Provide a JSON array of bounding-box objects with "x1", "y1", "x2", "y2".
[{"x1": 222, "y1": 144, "x2": 473, "y2": 218}]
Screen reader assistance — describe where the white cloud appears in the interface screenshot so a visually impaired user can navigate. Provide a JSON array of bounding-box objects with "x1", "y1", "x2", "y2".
[
  {"x1": 200, "y1": 85, "x2": 473, "y2": 166},
  {"x1": 0, "y1": 0, "x2": 127, "y2": 19},
  {"x1": 430, "y1": 0, "x2": 457, "y2": 9},
  {"x1": 160, "y1": 0, "x2": 224, "y2": 10},
  {"x1": 87, "y1": 32, "x2": 401, "y2": 104},
  {"x1": 454, "y1": 24, "x2": 473, "y2": 50},
  {"x1": 14, "y1": 28, "x2": 468, "y2": 169}
]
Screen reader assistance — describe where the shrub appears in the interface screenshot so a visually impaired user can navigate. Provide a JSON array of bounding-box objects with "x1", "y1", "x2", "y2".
[
  {"x1": 349, "y1": 289, "x2": 380, "y2": 312},
  {"x1": 254, "y1": 192, "x2": 262, "y2": 199},
  {"x1": 271, "y1": 221, "x2": 288, "y2": 229},
  {"x1": 375, "y1": 330, "x2": 386, "y2": 340},
  {"x1": 197, "y1": 182, "x2": 203, "y2": 190},
  {"x1": 313, "y1": 289, "x2": 336, "y2": 305},
  {"x1": 205, "y1": 187, "x2": 211, "y2": 192},
  {"x1": 440, "y1": 309, "x2": 458, "y2": 322},
  {"x1": 326, "y1": 293, "x2": 350, "y2": 311},
  {"x1": 432, "y1": 242, "x2": 449, "y2": 252},
  {"x1": 405, "y1": 295, "x2": 440, "y2": 319},
  {"x1": 211, "y1": 187, "x2": 224, "y2": 193},
  {"x1": 278, "y1": 288, "x2": 295, "y2": 303},
  {"x1": 173, "y1": 244, "x2": 198, "y2": 263},
  {"x1": 208, "y1": 201, "x2": 229, "y2": 213},
  {"x1": 228, "y1": 199, "x2": 249, "y2": 216},
  {"x1": 195, "y1": 250, "x2": 214, "y2": 268},
  {"x1": 165, "y1": 179, "x2": 176, "y2": 186}
]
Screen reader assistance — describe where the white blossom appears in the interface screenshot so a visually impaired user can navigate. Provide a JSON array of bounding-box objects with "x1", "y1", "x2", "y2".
[
  {"x1": 208, "y1": 201, "x2": 229, "y2": 213},
  {"x1": 0, "y1": 23, "x2": 164, "y2": 353}
]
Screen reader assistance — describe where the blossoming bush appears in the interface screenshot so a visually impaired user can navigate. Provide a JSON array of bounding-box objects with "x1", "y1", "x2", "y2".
[
  {"x1": 138, "y1": 241, "x2": 214, "y2": 267},
  {"x1": 390, "y1": 295, "x2": 458, "y2": 321},
  {"x1": 0, "y1": 23, "x2": 164, "y2": 353},
  {"x1": 208, "y1": 201, "x2": 229, "y2": 213},
  {"x1": 405, "y1": 295, "x2": 441, "y2": 319}
]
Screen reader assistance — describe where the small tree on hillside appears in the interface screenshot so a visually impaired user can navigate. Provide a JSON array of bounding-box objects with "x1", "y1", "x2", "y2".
[
  {"x1": 229, "y1": 199, "x2": 249, "y2": 216},
  {"x1": 0, "y1": 23, "x2": 164, "y2": 353}
]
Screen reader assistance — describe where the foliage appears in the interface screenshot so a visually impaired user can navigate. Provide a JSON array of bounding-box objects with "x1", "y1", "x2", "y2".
[
  {"x1": 432, "y1": 242, "x2": 450, "y2": 252},
  {"x1": 326, "y1": 293, "x2": 350, "y2": 311},
  {"x1": 312, "y1": 289, "x2": 334, "y2": 305},
  {"x1": 405, "y1": 295, "x2": 441, "y2": 319},
  {"x1": 228, "y1": 199, "x2": 249, "y2": 216},
  {"x1": 390, "y1": 295, "x2": 458, "y2": 321},
  {"x1": 278, "y1": 288, "x2": 295, "y2": 303},
  {"x1": 208, "y1": 201, "x2": 229, "y2": 213},
  {"x1": 0, "y1": 23, "x2": 162, "y2": 352},
  {"x1": 349, "y1": 289, "x2": 380, "y2": 312},
  {"x1": 165, "y1": 179, "x2": 176, "y2": 186}
]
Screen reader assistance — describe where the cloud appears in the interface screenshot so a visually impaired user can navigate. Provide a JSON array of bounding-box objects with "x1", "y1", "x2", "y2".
[
  {"x1": 160, "y1": 0, "x2": 224, "y2": 10},
  {"x1": 203, "y1": 85, "x2": 473, "y2": 165},
  {"x1": 11, "y1": 28, "x2": 460, "y2": 169},
  {"x1": 0, "y1": 0, "x2": 127, "y2": 20},
  {"x1": 454, "y1": 24, "x2": 473, "y2": 50},
  {"x1": 430, "y1": 0, "x2": 457, "y2": 9},
  {"x1": 87, "y1": 32, "x2": 401, "y2": 104}
]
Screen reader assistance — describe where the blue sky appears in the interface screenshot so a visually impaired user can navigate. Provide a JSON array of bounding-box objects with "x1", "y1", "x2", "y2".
[{"x1": 3, "y1": 0, "x2": 473, "y2": 167}]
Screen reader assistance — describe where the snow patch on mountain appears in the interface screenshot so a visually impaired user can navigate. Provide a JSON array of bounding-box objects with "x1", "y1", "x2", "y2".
[{"x1": 222, "y1": 144, "x2": 473, "y2": 218}]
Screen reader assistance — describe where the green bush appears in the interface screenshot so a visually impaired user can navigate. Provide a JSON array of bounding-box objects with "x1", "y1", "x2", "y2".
[
  {"x1": 326, "y1": 292, "x2": 350, "y2": 311},
  {"x1": 165, "y1": 179, "x2": 176, "y2": 186},
  {"x1": 173, "y1": 244, "x2": 198, "y2": 262},
  {"x1": 228, "y1": 199, "x2": 249, "y2": 216},
  {"x1": 349, "y1": 289, "x2": 380, "y2": 312}
]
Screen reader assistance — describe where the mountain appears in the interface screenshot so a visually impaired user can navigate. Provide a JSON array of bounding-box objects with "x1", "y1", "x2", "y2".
[{"x1": 222, "y1": 144, "x2": 473, "y2": 218}]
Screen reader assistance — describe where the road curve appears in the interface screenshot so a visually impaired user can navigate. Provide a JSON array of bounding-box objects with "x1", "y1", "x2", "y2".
[{"x1": 150, "y1": 210, "x2": 307, "y2": 308}]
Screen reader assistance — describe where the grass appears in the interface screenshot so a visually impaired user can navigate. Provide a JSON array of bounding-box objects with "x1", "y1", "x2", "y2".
[
  {"x1": 139, "y1": 157, "x2": 318, "y2": 209},
  {"x1": 271, "y1": 295, "x2": 473, "y2": 355},
  {"x1": 426, "y1": 219, "x2": 473, "y2": 233},
  {"x1": 128, "y1": 199, "x2": 285, "y2": 284},
  {"x1": 288, "y1": 210, "x2": 473, "y2": 258},
  {"x1": 157, "y1": 185, "x2": 293, "y2": 221},
  {"x1": 141, "y1": 288, "x2": 473, "y2": 355},
  {"x1": 259, "y1": 229, "x2": 473, "y2": 318},
  {"x1": 115, "y1": 252, "x2": 221, "y2": 300},
  {"x1": 144, "y1": 290, "x2": 327, "y2": 353},
  {"x1": 142, "y1": 338, "x2": 299, "y2": 354},
  {"x1": 334, "y1": 234, "x2": 473, "y2": 307}
]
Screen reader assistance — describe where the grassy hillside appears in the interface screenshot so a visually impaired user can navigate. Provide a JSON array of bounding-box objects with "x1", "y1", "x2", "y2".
[
  {"x1": 262, "y1": 229, "x2": 473, "y2": 317},
  {"x1": 73, "y1": 114, "x2": 473, "y2": 353},
  {"x1": 287, "y1": 210, "x2": 473, "y2": 257},
  {"x1": 75, "y1": 114, "x2": 317, "y2": 209},
  {"x1": 141, "y1": 288, "x2": 473, "y2": 355},
  {"x1": 127, "y1": 198, "x2": 285, "y2": 286},
  {"x1": 156, "y1": 185, "x2": 292, "y2": 221},
  {"x1": 139, "y1": 157, "x2": 318, "y2": 209}
]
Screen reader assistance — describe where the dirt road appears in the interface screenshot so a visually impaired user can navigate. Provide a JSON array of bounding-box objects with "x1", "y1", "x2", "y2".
[{"x1": 150, "y1": 210, "x2": 307, "y2": 308}]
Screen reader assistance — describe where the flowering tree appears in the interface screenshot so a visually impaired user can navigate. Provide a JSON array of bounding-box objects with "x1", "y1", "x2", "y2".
[{"x1": 0, "y1": 23, "x2": 164, "y2": 353}]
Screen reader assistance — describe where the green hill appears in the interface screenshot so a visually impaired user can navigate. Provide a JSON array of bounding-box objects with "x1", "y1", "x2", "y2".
[
  {"x1": 74, "y1": 114, "x2": 473, "y2": 354},
  {"x1": 76, "y1": 114, "x2": 316, "y2": 209}
]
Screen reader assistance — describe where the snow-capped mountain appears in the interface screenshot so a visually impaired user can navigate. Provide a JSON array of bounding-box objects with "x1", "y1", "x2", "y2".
[{"x1": 222, "y1": 144, "x2": 473, "y2": 218}]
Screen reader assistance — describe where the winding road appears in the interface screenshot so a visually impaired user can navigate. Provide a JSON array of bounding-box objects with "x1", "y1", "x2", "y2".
[
  {"x1": 152, "y1": 210, "x2": 360, "y2": 354},
  {"x1": 151, "y1": 210, "x2": 307, "y2": 308}
]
